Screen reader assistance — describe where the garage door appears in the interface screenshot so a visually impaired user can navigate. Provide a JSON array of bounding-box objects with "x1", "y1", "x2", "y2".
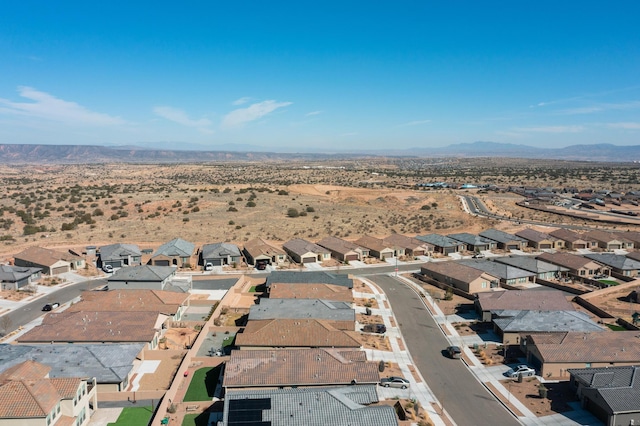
[
  {"x1": 52, "y1": 266, "x2": 69, "y2": 275},
  {"x1": 154, "y1": 260, "x2": 170, "y2": 266},
  {"x1": 540, "y1": 244, "x2": 552, "y2": 249},
  {"x1": 345, "y1": 254, "x2": 358, "y2": 261},
  {"x1": 302, "y1": 256, "x2": 316, "y2": 263},
  {"x1": 610, "y1": 244, "x2": 621, "y2": 250},
  {"x1": 381, "y1": 253, "x2": 392, "y2": 260},
  {"x1": 507, "y1": 244, "x2": 519, "y2": 250},
  {"x1": 210, "y1": 259, "x2": 223, "y2": 266}
]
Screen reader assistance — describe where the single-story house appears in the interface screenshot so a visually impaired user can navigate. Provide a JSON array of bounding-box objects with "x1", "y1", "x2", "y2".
[
  {"x1": 515, "y1": 229, "x2": 562, "y2": 250},
  {"x1": 548, "y1": 228, "x2": 597, "y2": 250},
  {"x1": 382, "y1": 233, "x2": 433, "y2": 257},
  {"x1": 0, "y1": 265, "x2": 41, "y2": 291},
  {"x1": 0, "y1": 360, "x2": 97, "y2": 426},
  {"x1": 223, "y1": 348, "x2": 380, "y2": 389},
  {"x1": 265, "y1": 271, "x2": 353, "y2": 291},
  {"x1": 316, "y1": 236, "x2": 369, "y2": 262},
  {"x1": 415, "y1": 234, "x2": 465, "y2": 255},
  {"x1": 525, "y1": 331, "x2": 640, "y2": 379},
  {"x1": 107, "y1": 265, "x2": 179, "y2": 291},
  {"x1": 583, "y1": 230, "x2": 634, "y2": 251},
  {"x1": 268, "y1": 283, "x2": 353, "y2": 302},
  {"x1": 479, "y1": 229, "x2": 528, "y2": 250},
  {"x1": 14, "y1": 246, "x2": 85, "y2": 275},
  {"x1": 201, "y1": 242, "x2": 242, "y2": 267},
  {"x1": 98, "y1": 243, "x2": 142, "y2": 268},
  {"x1": 150, "y1": 238, "x2": 195, "y2": 267},
  {"x1": 621, "y1": 231, "x2": 640, "y2": 249},
  {"x1": 583, "y1": 253, "x2": 640, "y2": 278},
  {"x1": 420, "y1": 262, "x2": 500, "y2": 294},
  {"x1": 568, "y1": 365, "x2": 640, "y2": 426},
  {"x1": 353, "y1": 235, "x2": 395, "y2": 260},
  {"x1": 493, "y1": 255, "x2": 569, "y2": 281},
  {"x1": 458, "y1": 258, "x2": 536, "y2": 286},
  {"x1": 448, "y1": 233, "x2": 497, "y2": 252},
  {"x1": 627, "y1": 251, "x2": 640, "y2": 262},
  {"x1": 242, "y1": 238, "x2": 287, "y2": 266},
  {"x1": 223, "y1": 386, "x2": 398, "y2": 426},
  {"x1": 248, "y1": 299, "x2": 355, "y2": 330},
  {"x1": 283, "y1": 238, "x2": 331, "y2": 264},
  {"x1": 475, "y1": 289, "x2": 574, "y2": 322},
  {"x1": 537, "y1": 252, "x2": 608, "y2": 279}
]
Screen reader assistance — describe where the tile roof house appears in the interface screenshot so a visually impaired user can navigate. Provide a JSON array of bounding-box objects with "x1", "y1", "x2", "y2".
[
  {"x1": 106, "y1": 265, "x2": 179, "y2": 291},
  {"x1": 235, "y1": 318, "x2": 361, "y2": 350},
  {"x1": 150, "y1": 238, "x2": 195, "y2": 267},
  {"x1": 265, "y1": 271, "x2": 353, "y2": 290},
  {"x1": 0, "y1": 360, "x2": 96, "y2": 426},
  {"x1": 223, "y1": 348, "x2": 379, "y2": 388},
  {"x1": 316, "y1": 236, "x2": 369, "y2": 262},
  {"x1": 201, "y1": 242, "x2": 242, "y2": 267},
  {"x1": 242, "y1": 238, "x2": 286, "y2": 266},
  {"x1": 583, "y1": 253, "x2": 640, "y2": 278},
  {"x1": 515, "y1": 229, "x2": 562, "y2": 250},
  {"x1": 382, "y1": 233, "x2": 433, "y2": 257},
  {"x1": 458, "y1": 259, "x2": 536, "y2": 286},
  {"x1": 98, "y1": 243, "x2": 142, "y2": 268},
  {"x1": 525, "y1": 331, "x2": 640, "y2": 378},
  {"x1": 479, "y1": 229, "x2": 528, "y2": 250},
  {"x1": 548, "y1": 228, "x2": 596, "y2": 250},
  {"x1": 353, "y1": 235, "x2": 395, "y2": 260},
  {"x1": 537, "y1": 252, "x2": 608, "y2": 278},
  {"x1": 223, "y1": 386, "x2": 399, "y2": 426},
  {"x1": 282, "y1": 238, "x2": 331, "y2": 264},
  {"x1": 0, "y1": 264, "x2": 41, "y2": 291},
  {"x1": 0, "y1": 343, "x2": 144, "y2": 393},
  {"x1": 415, "y1": 234, "x2": 465, "y2": 255},
  {"x1": 475, "y1": 289, "x2": 574, "y2": 322},
  {"x1": 621, "y1": 231, "x2": 640, "y2": 249},
  {"x1": 567, "y1": 365, "x2": 640, "y2": 426},
  {"x1": 13, "y1": 246, "x2": 85, "y2": 276},
  {"x1": 248, "y1": 299, "x2": 355, "y2": 330},
  {"x1": 493, "y1": 255, "x2": 569, "y2": 281},
  {"x1": 268, "y1": 283, "x2": 353, "y2": 302},
  {"x1": 420, "y1": 262, "x2": 500, "y2": 294},
  {"x1": 447, "y1": 233, "x2": 497, "y2": 252},
  {"x1": 583, "y1": 230, "x2": 634, "y2": 250},
  {"x1": 17, "y1": 311, "x2": 163, "y2": 349},
  {"x1": 627, "y1": 251, "x2": 640, "y2": 262}
]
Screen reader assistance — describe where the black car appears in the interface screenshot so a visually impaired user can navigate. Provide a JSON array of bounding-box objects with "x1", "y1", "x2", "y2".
[
  {"x1": 362, "y1": 323, "x2": 386, "y2": 334},
  {"x1": 42, "y1": 302, "x2": 60, "y2": 311}
]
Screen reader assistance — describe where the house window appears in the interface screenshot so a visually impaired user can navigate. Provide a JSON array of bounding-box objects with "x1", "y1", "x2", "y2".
[
  {"x1": 481, "y1": 282, "x2": 487, "y2": 288},
  {"x1": 585, "y1": 363, "x2": 591, "y2": 368},
  {"x1": 579, "y1": 270, "x2": 585, "y2": 276}
]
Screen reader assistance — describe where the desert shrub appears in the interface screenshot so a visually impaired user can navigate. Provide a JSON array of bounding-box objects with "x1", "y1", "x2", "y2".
[{"x1": 287, "y1": 208, "x2": 299, "y2": 218}]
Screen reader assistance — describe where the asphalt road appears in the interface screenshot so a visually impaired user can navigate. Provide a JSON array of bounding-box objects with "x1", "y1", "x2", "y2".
[{"x1": 368, "y1": 275, "x2": 520, "y2": 426}]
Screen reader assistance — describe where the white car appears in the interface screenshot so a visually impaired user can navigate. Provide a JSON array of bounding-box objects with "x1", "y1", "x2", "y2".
[
  {"x1": 102, "y1": 264, "x2": 114, "y2": 273},
  {"x1": 204, "y1": 263, "x2": 213, "y2": 271},
  {"x1": 505, "y1": 365, "x2": 536, "y2": 378}
]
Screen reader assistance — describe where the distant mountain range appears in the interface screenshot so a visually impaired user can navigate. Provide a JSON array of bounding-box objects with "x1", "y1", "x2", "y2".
[{"x1": 0, "y1": 142, "x2": 639, "y2": 163}]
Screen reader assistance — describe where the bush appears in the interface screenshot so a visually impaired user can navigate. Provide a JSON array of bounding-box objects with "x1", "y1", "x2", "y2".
[
  {"x1": 287, "y1": 208, "x2": 299, "y2": 218},
  {"x1": 246, "y1": 201, "x2": 256, "y2": 207},
  {"x1": 306, "y1": 206, "x2": 315, "y2": 212}
]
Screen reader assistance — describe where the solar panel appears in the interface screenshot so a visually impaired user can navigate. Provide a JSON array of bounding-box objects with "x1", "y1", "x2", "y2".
[
  {"x1": 229, "y1": 398, "x2": 271, "y2": 411},
  {"x1": 228, "y1": 398, "x2": 272, "y2": 426}
]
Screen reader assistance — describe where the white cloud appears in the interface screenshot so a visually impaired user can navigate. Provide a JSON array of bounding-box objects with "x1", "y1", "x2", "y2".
[
  {"x1": 0, "y1": 86, "x2": 124, "y2": 125},
  {"x1": 514, "y1": 125, "x2": 584, "y2": 133},
  {"x1": 222, "y1": 100, "x2": 292, "y2": 128},
  {"x1": 153, "y1": 106, "x2": 212, "y2": 130},
  {"x1": 607, "y1": 122, "x2": 640, "y2": 130},
  {"x1": 305, "y1": 110, "x2": 323, "y2": 116},
  {"x1": 232, "y1": 97, "x2": 251, "y2": 106},
  {"x1": 557, "y1": 101, "x2": 640, "y2": 115},
  {"x1": 398, "y1": 119, "x2": 431, "y2": 127}
]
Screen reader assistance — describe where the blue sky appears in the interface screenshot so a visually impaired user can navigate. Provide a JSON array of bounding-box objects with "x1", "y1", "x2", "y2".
[{"x1": 1, "y1": 1, "x2": 639, "y2": 151}]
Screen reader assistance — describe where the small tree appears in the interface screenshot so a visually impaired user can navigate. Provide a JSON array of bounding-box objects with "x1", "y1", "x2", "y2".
[{"x1": 538, "y1": 384, "x2": 548, "y2": 399}]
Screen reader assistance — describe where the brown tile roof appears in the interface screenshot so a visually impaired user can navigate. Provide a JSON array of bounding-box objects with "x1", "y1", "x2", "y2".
[
  {"x1": 18, "y1": 311, "x2": 159, "y2": 343},
  {"x1": 67, "y1": 289, "x2": 187, "y2": 315},
  {"x1": 223, "y1": 348, "x2": 378, "y2": 388},
  {"x1": 243, "y1": 238, "x2": 285, "y2": 257},
  {"x1": 269, "y1": 283, "x2": 353, "y2": 302},
  {"x1": 421, "y1": 261, "x2": 498, "y2": 283},
  {"x1": 622, "y1": 231, "x2": 640, "y2": 244},
  {"x1": 583, "y1": 230, "x2": 632, "y2": 244},
  {"x1": 476, "y1": 290, "x2": 574, "y2": 312},
  {"x1": 0, "y1": 360, "x2": 51, "y2": 382},
  {"x1": 236, "y1": 319, "x2": 361, "y2": 349},
  {"x1": 316, "y1": 236, "x2": 364, "y2": 255},
  {"x1": 627, "y1": 251, "x2": 640, "y2": 262},
  {"x1": 548, "y1": 228, "x2": 590, "y2": 243},
  {"x1": 529, "y1": 331, "x2": 640, "y2": 363},
  {"x1": 515, "y1": 228, "x2": 558, "y2": 244},
  {"x1": 353, "y1": 235, "x2": 390, "y2": 253},
  {"x1": 50, "y1": 378, "x2": 82, "y2": 399},
  {"x1": 537, "y1": 252, "x2": 595, "y2": 270},
  {"x1": 14, "y1": 246, "x2": 80, "y2": 267},
  {"x1": 383, "y1": 233, "x2": 432, "y2": 250}
]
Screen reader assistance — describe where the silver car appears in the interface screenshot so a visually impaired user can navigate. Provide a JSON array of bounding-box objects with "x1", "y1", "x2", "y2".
[{"x1": 380, "y1": 376, "x2": 410, "y2": 389}]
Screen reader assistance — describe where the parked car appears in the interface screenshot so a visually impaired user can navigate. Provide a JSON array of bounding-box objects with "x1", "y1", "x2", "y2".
[
  {"x1": 362, "y1": 323, "x2": 386, "y2": 334},
  {"x1": 380, "y1": 376, "x2": 410, "y2": 389},
  {"x1": 593, "y1": 273, "x2": 608, "y2": 279},
  {"x1": 446, "y1": 345, "x2": 462, "y2": 359},
  {"x1": 472, "y1": 253, "x2": 485, "y2": 258},
  {"x1": 204, "y1": 263, "x2": 213, "y2": 271},
  {"x1": 505, "y1": 365, "x2": 535, "y2": 378},
  {"x1": 42, "y1": 302, "x2": 60, "y2": 311},
  {"x1": 102, "y1": 264, "x2": 114, "y2": 273},
  {"x1": 256, "y1": 261, "x2": 268, "y2": 270}
]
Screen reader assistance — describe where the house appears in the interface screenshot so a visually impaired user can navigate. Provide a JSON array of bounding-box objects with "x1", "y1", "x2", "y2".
[
  {"x1": 235, "y1": 318, "x2": 361, "y2": 350},
  {"x1": 627, "y1": 251, "x2": 640, "y2": 262},
  {"x1": 282, "y1": 238, "x2": 331, "y2": 264},
  {"x1": 493, "y1": 255, "x2": 569, "y2": 281},
  {"x1": 353, "y1": 235, "x2": 394, "y2": 260},
  {"x1": 548, "y1": 228, "x2": 596, "y2": 250},
  {"x1": 150, "y1": 238, "x2": 195, "y2": 267},
  {"x1": 242, "y1": 238, "x2": 286, "y2": 266},
  {"x1": 448, "y1": 233, "x2": 497, "y2": 252},
  {"x1": 0, "y1": 360, "x2": 97, "y2": 426},
  {"x1": 621, "y1": 231, "x2": 640, "y2": 249},
  {"x1": 419, "y1": 262, "x2": 500, "y2": 294},
  {"x1": 537, "y1": 252, "x2": 608, "y2": 279},
  {"x1": 223, "y1": 348, "x2": 379, "y2": 389},
  {"x1": 583, "y1": 253, "x2": 640, "y2": 278},
  {"x1": 479, "y1": 229, "x2": 528, "y2": 250},
  {"x1": 475, "y1": 289, "x2": 574, "y2": 322},
  {"x1": 107, "y1": 265, "x2": 179, "y2": 291},
  {"x1": 13, "y1": 246, "x2": 85, "y2": 275},
  {"x1": 17, "y1": 311, "x2": 163, "y2": 349},
  {"x1": 223, "y1": 386, "x2": 399, "y2": 426},
  {"x1": 0, "y1": 343, "x2": 144, "y2": 393},
  {"x1": 201, "y1": 242, "x2": 242, "y2": 266},
  {"x1": 515, "y1": 229, "x2": 562, "y2": 250},
  {"x1": 265, "y1": 271, "x2": 353, "y2": 291},
  {"x1": 382, "y1": 233, "x2": 434, "y2": 257},
  {"x1": 248, "y1": 299, "x2": 355, "y2": 330},
  {"x1": 415, "y1": 234, "x2": 465, "y2": 255},
  {"x1": 458, "y1": 258, "x2": 536, "y2": 286},
  {"x1": 268, "y1": 283, "x2": 353, "y2": 302},
  {"x1": 316, "y1": 236, "x2": 369, "y2": 262},
  {"x1": 568, "y1": 365, "x2": 640, "y2": 426},
  {"x1": 0, "y1": 264, "x2": 41, "y2": 291},
  {"x1": 583, "y1": 230, "x2": 634, "y2": 251},
  {"x1": 525, "y1": 331, "x2": 640, "y2": 379},
  {"x1": 98, "y1": 243, "x2": 142, "y2": 268}
]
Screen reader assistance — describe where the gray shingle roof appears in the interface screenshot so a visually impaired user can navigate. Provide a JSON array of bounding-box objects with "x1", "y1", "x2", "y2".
[
  {"x1": 568, "y1": 366, "x2": 640, "y2": 414},
  {"x1": 108, "y1": 265, "x2": 176, "y2": 282},
  {"x1": 583, "y1": 253, "x2": 640, "y2": 271},
  {"x1": 152, "y1": 238, "x2": 194, "y2": 257},
  {"x1": 493, "y1": 256, "x2": 568, "y2": 274},
  {"x1": 99, "y1": 243, "x2": 141, "y2": 261},
  {"x1": 283, "y1": 239, "x2": 329, "y2": 256},
  {"x1": 266, "y1": 271, "x2": 353, "y2": 289},
  {"x1": 458, "y1": 259, "x2": 536, "y2": 280},
  {"x1": 479, "y1": 229, "x2": 527, "y2": 244},
  {"x1": 448, "y1": 233, "x2": 494, "y2": 246},
  {"x1": 249, "y1": 299, "x2": 355, "y2": 322},
  {"x1": 201, "y1": 242, "x2": 241, "y2": 259},
  {"x1": 0, "y1": 265, "x2": 41, "y2": 282},
  {"x1": 493, "y1": 310, "x2": 604, "y2": 333},
  {"x1": 415, "y1": 234, "x2": 462, "y2": 248}
]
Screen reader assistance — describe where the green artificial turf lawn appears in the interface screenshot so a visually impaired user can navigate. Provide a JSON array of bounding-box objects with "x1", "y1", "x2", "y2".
[
  {"x1": 107, "y1": 406, "x2": 153, "y2": 425},
  {"x1": 183, "y1": 366, "x2": 221, "y2": 401}
]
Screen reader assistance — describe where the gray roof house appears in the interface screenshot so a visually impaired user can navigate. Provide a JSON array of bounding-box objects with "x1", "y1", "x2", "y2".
[
  {"x1": 201, "y1": 242, "x2": 242, "y2": 267},
  {"x1": 248, "y1": 299, "x2": 355, "y2": 327},
  {"x1": 415, "y1": 234, "x2": 465, "y2": 255},
  {"x1": 0, "y1": 265, "x2": 41, "y2": 291},
  {"x1": 265, "y1": 271, "x2": 353, "y2": 290},
  {"x1": 99, "y1": 243, "x2": 142, "y2": 268},
  {"x1": 458, "y1": 259, "x2": 536, "y2": 286},
  {"x1": 150, "y1": 238, "x2": 195, "y2": 267},
  {"x1": 479, "y1": 229, "x2": 528, "y2": 250},
  {"x1": 568, "y1": 366, "x2": 640, "y2": 426},
  {"x1": 283, "y1": 238, "x2": 331, "y2": 264},
  {"x1": 448, "y1": 233, "x2": 497, "y2": 252},
  {"x1": 107, "y1": 265, "x2": 179, "y2": 290},
  {"x1": 493, "y1": 255, "x2": 569, "y2": 281},
  {"x1": 583, "y1": 253, "x2": 640, "y2": 278},
  {"x1": 223, "y1": 386, "x2": 399, "y2": 426}
]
